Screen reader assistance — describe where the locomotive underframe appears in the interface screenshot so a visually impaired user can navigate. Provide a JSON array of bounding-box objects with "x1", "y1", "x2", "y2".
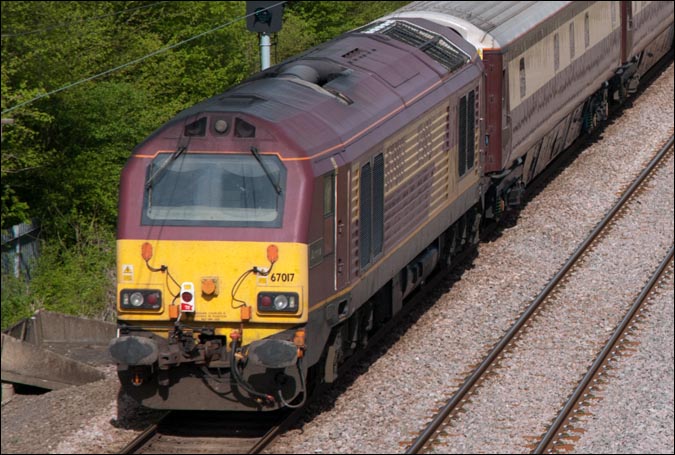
[
  {"x1": 306, "y1": 198, "x2": 484, "y2": 387},
  {"x1": 114, "y1": 325, "x2": 304, "y2": 411}
]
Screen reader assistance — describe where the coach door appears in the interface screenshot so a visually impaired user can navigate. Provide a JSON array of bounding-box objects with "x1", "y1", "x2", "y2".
[{"x1": 621, "y1": 1, "x2": 634, "y2": 63}]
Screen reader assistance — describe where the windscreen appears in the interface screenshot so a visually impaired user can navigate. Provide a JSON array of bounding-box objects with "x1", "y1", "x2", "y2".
[{"x1": 143, "y1": 153, "x2": 286, "y2": 227}]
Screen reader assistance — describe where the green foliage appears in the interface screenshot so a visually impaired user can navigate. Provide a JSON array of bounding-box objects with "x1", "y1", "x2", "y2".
[
  {"x1": 286, "y1": 1, "x2": 409, "y2": 46},
  {"x1": 1, "y1": 1, "x2": 408, "y2": 323},
  {"x1": 1, "y1": 221, "x2": 116, "y2": 329},
  {"x1": 32, "y1": 223, "x2": 116, "y2": 319},
  {"x1": 1, "y1": 273, "x2": 37, "y2": 330},
  {"x1": 1, "y1": 223, "x2": 116, "y2": 330}
]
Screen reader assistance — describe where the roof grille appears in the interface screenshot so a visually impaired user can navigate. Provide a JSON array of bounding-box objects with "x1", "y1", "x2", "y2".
[{"x1": 359, "y1": 20, "x2": 469, "y2": 72}]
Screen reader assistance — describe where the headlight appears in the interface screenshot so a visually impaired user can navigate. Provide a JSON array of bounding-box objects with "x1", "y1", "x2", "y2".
[
  {"x1": 257, "y1": 292, "x2": 299, "y2": 313},
  {"x1": 120, "y1": 289, "x2": 162, "y2": 310},
  {"x1": 129, "y1": 292, "x2": 144, "y2": 307},
  {"x1": 273, "y1": 295, "x2": 289, "y2": 310}
]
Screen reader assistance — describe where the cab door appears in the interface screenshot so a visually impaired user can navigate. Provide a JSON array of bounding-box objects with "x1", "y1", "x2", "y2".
[{"x1": 329, "y1": 154, "x2": 350, "y2": 291}]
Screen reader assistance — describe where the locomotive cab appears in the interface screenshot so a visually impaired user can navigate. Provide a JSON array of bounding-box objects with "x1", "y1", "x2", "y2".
[{"x1": 111, "y1": 111, "x2": 313, "y2": 410}]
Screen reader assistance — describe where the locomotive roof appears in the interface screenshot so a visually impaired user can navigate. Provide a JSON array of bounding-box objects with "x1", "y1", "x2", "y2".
[
  {"x1": 136, "y1": 19, "x2": 477, "y2": 164},
  {"x1": 388, "y1": 1, "x2": 573, "y2": 49}
]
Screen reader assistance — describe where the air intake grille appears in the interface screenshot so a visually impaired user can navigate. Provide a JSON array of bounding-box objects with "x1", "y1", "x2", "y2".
[{"x1": 360, "y1": 20, "x2": 469, "y2": 72}]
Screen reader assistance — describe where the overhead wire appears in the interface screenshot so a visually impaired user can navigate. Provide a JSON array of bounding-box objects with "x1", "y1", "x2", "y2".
[{"x1": 2, "y1": 1, "x2": 287, "y2": 115}]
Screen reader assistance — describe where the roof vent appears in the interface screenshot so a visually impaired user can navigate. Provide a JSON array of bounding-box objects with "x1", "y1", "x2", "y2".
[{"x1": 359, "y1": 20, "x2": 470, "y2": 72}]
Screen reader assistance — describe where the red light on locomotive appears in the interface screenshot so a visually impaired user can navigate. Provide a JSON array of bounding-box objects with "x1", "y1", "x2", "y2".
[
  {"x1": 180, "y1": 282, "x2": 195, "y2": 312},
  {"x1": 146, "y1": 293, "x2": 158, "y2": 306}
]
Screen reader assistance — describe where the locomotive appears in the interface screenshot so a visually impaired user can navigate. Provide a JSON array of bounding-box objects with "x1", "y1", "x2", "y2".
[{"x1": 109, "y1": 1, "x2": 674, "y2": 411}]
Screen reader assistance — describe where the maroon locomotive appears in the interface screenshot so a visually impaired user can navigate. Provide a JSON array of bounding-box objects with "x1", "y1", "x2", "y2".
[{"x1": 109, "y1": 1, "x2": 674, "y2": 411}]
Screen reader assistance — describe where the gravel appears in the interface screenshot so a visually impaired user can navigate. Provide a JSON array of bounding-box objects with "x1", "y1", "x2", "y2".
[
  {"x1": 571, "y1": 270, "x2": 674, "y2": 454},
  {"x1": 1, "y1": 63, "x2": 672, "y2": 455},
  {"x1": 429, "y1": 148, "x2": 673, "y2": 453},
  {"x1": 1, "y1": 365, "x2": 164, "y2": 454}
]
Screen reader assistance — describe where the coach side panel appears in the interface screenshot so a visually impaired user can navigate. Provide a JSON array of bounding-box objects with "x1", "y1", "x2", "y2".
[
  {"x1": 504, "y1": 2, "x2": 621, "y2": 176},
  {"x1": 630, "y1": 1, "x2": 674, "y2": 74}
]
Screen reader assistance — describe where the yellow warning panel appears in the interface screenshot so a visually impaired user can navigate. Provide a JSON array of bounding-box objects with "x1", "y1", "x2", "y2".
[{"x1": 121, "y1": 264, "x2": 134, "y2": 282}]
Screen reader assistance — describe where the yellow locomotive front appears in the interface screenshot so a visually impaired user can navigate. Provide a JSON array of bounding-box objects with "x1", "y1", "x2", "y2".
[{"x1": 110, "y1": 114, "x2": 312, "y2": 411}]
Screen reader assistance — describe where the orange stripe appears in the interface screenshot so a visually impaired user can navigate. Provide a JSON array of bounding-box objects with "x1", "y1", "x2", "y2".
[{"x1": 133, "y1": 150, "x2": 286, "y2": 160}]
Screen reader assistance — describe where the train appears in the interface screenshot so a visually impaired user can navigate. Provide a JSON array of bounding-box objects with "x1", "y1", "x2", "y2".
[{"x1": 109, "y1": 1, "x2": 674, "y2": 411}]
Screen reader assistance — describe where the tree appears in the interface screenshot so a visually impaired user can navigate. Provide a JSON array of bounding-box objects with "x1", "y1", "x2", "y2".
[{"x1": 1, "y1": 1, "x2": 410, "y2": 328}]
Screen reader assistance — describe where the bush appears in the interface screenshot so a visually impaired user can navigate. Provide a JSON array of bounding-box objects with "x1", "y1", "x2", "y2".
[
  {"x1": 1, "y1": 222, "x2": 116, "y2": 330},
  {"x1": 1, "y1": 272, "x2": 37, "y2": 330}
]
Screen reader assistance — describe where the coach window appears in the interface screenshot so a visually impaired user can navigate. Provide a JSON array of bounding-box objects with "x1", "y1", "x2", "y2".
[
  {"x1": 584, "y1": 13, "x2": 590, "y2": 49},
  {"x1": 554, "y1": 33, "x2": 560, "y2": 72},
  {"x1": 502, "y1": 69, "x2": 508, "y2": 124},
  {"x1": 519, "y1": 57, "x2": 526, "y2": 99},
  {"x1": 458, "y1": 91, "x2": 475, "y2": 177},
  {"x1": 569, "y1": 22, "x2": 575, "y2": 60}
]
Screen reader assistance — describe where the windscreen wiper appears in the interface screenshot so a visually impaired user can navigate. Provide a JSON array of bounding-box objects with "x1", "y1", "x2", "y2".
[
  {"x1": 145, "y1": 145, "x2": 187, "y2": 191},
  {"x1": 250, "y1": 146, "x2": 282, "y2": 195}
]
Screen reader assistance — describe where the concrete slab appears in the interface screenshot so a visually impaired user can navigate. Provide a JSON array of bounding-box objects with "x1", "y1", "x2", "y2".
[
  {"x1": 1, "y1": 333, "x2": 106, "y2": 390},
  {"x1": 1, "y1": 311, "x2": 116, "y2": 390}
]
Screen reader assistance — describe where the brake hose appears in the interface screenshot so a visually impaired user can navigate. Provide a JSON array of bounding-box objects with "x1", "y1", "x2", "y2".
[
  {"x1": 230, "y1": 337, "x2": 274, "y2": 403},
  {"x1": 276, "y1": 358, "x2": 306, "y2": 409}
]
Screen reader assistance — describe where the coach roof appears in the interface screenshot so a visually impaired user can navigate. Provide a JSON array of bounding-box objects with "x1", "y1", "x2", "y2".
[{"x1": 387, "y1": 1, "x2": 573, "y2": 50}]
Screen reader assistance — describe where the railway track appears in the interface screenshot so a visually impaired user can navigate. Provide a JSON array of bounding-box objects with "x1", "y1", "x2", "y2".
[
  {"x1": 535, "y1": 244, "x2": 674, "y2": 454},
  {"x1": 119, "y1": 408, "x2": 296, "y2": 454},
  {"x1": 405, "y1": 135, "x2": 674, "y2": 454},
  {"x1": 119, "y1": 236, "x2": 480, "y2": 454}
]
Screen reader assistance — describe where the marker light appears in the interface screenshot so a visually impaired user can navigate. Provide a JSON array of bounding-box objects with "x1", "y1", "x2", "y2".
[
  {"x1": 180, "y1": 282, "x2": 195, "y2": 312},
  {"x1": 141, "y1": 242, "x2": 153, "y2": 261},
  {"x1": 146, "y1": 293, "x2": 158, "y2": 306},
  {"x1": 267, "y1": 244, "x2": 279, "y2": 263}
]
